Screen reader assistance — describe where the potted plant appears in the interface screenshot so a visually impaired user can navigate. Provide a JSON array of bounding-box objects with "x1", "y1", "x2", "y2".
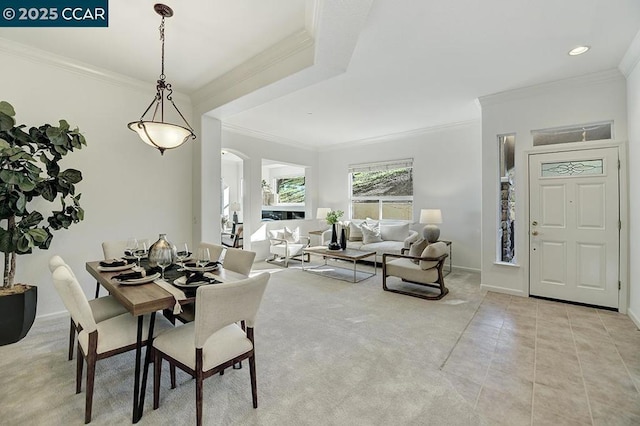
[
  {"x1": 325, "y1": 210, "x2": 344, "y2": 250},
  {"x1": 0, "y1": 100, "x2": 86, "y2": 346}
]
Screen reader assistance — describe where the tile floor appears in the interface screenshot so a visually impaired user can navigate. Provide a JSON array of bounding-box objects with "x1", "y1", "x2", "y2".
[{"x1": 442, "y1": 292, "x2": 640, "y2": 426}]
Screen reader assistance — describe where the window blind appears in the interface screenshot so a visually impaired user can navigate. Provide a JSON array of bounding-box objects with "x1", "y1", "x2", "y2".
[{"x1": 348, "y1": 158, "x2": 413, "y2": 173}]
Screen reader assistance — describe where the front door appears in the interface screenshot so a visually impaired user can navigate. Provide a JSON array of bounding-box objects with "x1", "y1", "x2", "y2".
[{"x1": 529, "y1": 147, "x2": 619, "y2": 309}]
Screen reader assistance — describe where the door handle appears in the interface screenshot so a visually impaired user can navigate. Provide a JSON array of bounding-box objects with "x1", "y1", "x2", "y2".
[{"x1": 531, "y1": 231, "x2": 539, "y2": 236}]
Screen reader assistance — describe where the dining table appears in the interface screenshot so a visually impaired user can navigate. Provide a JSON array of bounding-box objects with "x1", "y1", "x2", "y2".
[{"x1": 85, "y1": 259, "x2": 247, "y2": 423}]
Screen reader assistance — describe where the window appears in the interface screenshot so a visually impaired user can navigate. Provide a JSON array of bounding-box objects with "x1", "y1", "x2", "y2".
[
  {"x1": 532, "y1": 121, "x2": 612, "y2": 146},
  {"x1": 349, "y1": 159, "x2": 413, "y2": 220},
  {"x1": 275, "y1": 176, "x2": 305, "y2": 204},
  {"x1": 498, "y1": 134, "x2": 515, "y2": 264}
]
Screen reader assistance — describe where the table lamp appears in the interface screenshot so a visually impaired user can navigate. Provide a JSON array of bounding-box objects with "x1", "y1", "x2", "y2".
[
  {"x1": 420, "y1": 209, "x2": 442, "y2": 243},
  {"x1": 316, "y1": 207, "x2": 331, "y2": 220},
  {"x1": 229, "y1": 202, "x2": 241, "y2": 224}
]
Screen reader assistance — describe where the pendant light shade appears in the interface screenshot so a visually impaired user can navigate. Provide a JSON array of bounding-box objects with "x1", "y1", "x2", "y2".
[
  {"x1": 128, "y1": 3, "x2": 195, "y2": 155},
  {"x1": 128, "y1": 121, "x2": 194, "y2": 151}
]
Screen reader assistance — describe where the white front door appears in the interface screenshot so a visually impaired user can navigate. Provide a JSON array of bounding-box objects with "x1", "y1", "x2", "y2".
[{"x1": 529, "y1": 147, "x2": 619, "y2": 309}]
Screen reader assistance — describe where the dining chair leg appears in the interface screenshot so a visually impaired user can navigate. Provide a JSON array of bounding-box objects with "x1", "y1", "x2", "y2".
[
  {"x1": 68, "y1": 319, "x2": 76, "y2": 361},
  {"x1": 94, "y1": 281, "x2": 100, "y2": 299},
  {"x1": 85, "y1": 354, "x2": 96, "y2": 424},
  {"x1": 170, "y1": 365, "x2": 176, "y2": 389},
  {"x1": 76, "y1": 347, "x2": 83, "y2": 394},
  {"x1": 249, "y1": 354, "x2": 258, "y2": 408},
  {"x1": 85, "y1": 332, "x2": 98, "y2": 424},
  {"x1": 196, "y1": 349, "x2": 204, "y2": 426},
  {"x1": 153, "y1": 350, "x2": 161, "y2": 410}
]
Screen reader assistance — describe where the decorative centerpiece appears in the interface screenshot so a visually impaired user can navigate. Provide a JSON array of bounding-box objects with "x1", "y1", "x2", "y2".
[
  {"x1": 326, "y1": 210, "x2": 344, "y2": 250},
  {"x1": 0, "y1": 100, "x2": 86, "y2": 345},
  {"x1": 148, "y1": 233, "x2": 176, "y2": 267}
]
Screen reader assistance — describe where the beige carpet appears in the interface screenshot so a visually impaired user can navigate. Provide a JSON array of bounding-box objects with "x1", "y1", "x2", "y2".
[{"x1": 0, "y1": 262, "x2": 488, "y2": 425}]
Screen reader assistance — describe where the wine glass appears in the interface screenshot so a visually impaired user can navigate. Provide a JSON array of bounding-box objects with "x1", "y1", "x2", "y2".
[
  {"x1": 195, "y1": 247, "x2": 210, "y2": 272},
  {"x1": 175, "y1": 243, "x2": 190, "y2": 267},
  {"x1": 133, "y1": 241, "x2": 147, "y2": 267},
  {"x1": 157, "y1": 250, "x2": 172, "y2": 280},
  {"x1": 125, "y1": 237, "x2": 137, "y2": 259}
]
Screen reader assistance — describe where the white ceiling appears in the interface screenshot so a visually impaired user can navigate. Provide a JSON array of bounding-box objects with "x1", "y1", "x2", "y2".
[{"x1": 1, "y1": 0, "x2": 639, "y2": 150}]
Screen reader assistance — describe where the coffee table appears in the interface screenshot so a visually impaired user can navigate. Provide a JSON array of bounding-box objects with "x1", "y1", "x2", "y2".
[{"x1": 302, "y1": 246, "x2": 377, "y2": 283}]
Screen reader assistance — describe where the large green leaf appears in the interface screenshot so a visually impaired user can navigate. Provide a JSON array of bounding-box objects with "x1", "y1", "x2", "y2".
[
  {"x1": 0, "y1": 112, "x2": 15, "y2": 132},
  {"x1": 0, "y1": 138, "x2": 10, "y2": 150},
  {"x1": 59, "y1": 169, "x2": 82, "y2": 184},
  {"x1": 0, "y1": 101, "x2": 15, "y2": 117},
  {"x1": 18, "y1": 211, "x2": 43, "y2": 228},
  {"x1": 28, "y1": 228, "x2": 48, "y2": 243},
  {"x1": 40, "y1": 181, "x2": 57, "y2": 201},
  {"x1": 0, "y1": 169, "x2": 22, "y2": 185},
  {"x1": 15, "y1": 192, "x2": 26, "y2": 213}
]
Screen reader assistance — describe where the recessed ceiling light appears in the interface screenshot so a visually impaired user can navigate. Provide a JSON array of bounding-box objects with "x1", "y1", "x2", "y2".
[{"x1": 568, "y1": 46, "x2": 590, "y2": 56}]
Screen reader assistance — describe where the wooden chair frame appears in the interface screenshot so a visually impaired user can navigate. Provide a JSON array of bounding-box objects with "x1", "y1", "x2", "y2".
[
  {"x1": 153, "y1": 327, "x2": 258, "y2": 426},
  {"x1": 382, "y1": 252, "x2": 449, "y2": 300}
]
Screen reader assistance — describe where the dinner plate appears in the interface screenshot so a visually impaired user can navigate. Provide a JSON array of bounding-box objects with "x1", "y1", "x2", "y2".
[
  {"x1": 98, "y1": 261, "x2": 136, "y2": 272},
  {"x1": 182, "y1": 263, "x2": 219, "y2": 273},
  {"x1": 116, "y1": 272, "x2": 161, "y2": 285},
  {"x1": 173, "y1": 275, "x2": 220, "y2": 288}
]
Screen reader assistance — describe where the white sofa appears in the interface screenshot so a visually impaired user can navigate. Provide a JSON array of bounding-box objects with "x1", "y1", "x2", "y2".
[{"x1": 321, "y1": 220, "x2": 419, "y2": 263}]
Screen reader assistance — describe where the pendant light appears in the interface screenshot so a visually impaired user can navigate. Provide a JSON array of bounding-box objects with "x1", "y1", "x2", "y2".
[{"x1": 128, "y1": 3, "x2": 195, "y2": 155}]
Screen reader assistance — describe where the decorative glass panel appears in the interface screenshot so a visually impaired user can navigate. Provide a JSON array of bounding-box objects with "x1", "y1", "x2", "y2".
[
  {"x1": 498, "y1": 134, "x2": 516, "y2": 264},
  {"x1": 541, "y1": 160, "x2": 603, "y2": 177}
]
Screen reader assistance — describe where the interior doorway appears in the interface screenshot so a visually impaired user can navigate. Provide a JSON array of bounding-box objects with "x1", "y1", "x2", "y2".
[{"x1": 528, "y1": 147, "x2": 620, "y2": 309}]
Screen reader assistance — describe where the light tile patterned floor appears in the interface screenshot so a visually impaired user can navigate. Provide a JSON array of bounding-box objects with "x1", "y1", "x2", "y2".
[{"x1": 442, "y1": 292, "x2": 640, "y2": 426}]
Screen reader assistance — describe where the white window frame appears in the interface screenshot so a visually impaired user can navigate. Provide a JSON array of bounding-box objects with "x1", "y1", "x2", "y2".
[{"x1": 348, "y1": 159, "x2": 413, "y2": 221}]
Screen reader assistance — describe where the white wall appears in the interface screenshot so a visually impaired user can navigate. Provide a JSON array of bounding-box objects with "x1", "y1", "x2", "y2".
[
  {"x1": 222, "y1": 159, "x2": 243, "y2": 222},
  {"x1": 221, "y1": 131, "x2": 319, "y2": 252},
  {"x1": 479, "y1": 70, "x2": 628, "y2": 299},
  {"x1": 626, "y1": 60, "x2": 640, "y2": 326},
  {"x1": 0, "y1": 52, "x2": 194, "y2": 317},
  {"x1": 317, "y1": 122, "x2": 482, "y2": 271}
]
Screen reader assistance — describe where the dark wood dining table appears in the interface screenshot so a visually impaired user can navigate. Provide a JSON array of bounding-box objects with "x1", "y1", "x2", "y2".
[{"x1": 85, "y1": 260, "x2": 247, "y2": 423}]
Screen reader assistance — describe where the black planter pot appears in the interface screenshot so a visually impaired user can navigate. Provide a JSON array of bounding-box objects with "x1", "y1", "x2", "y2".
[
  {"x1": 0, "y1": 285, "x2": 37, "y2": 346},
  {"x1": 327, "y1": 223, "x2": 342, "y2": 250}
]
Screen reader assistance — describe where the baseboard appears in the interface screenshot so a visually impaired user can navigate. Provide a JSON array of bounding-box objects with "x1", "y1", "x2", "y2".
[
  {"x1": 480, "y1": 284, "x2": 527, "y2": 297},
  {"x1": 628, "y1": 307, "x2": 640, "y2": 329},
  {"x1": 36, "y1": 310, "x2": 68, "y2": 321},
  {"x1": 451, "y1": 265, "x2": 481, "y2": 273}
]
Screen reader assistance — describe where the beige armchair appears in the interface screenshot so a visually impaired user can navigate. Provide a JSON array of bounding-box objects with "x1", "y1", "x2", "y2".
[{"x1": 382, "y1": 241, "x2": 449, "y2": 300}]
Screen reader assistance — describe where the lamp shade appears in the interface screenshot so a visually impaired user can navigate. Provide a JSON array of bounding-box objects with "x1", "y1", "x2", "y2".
[
  {"x1": 229, "y1": 202, "x2": 241, "y2": 212},
  {"x1": 316, "y1": 207, "x2": 331, "y2": 219},
  {"x1": 420, "y1": 209, "x2": 442, "y2": 224},
  {"x1": 128, "y1": 121, "x2": 193, "y2": 152}
]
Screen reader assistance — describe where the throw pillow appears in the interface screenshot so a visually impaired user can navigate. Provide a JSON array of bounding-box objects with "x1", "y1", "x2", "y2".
[
  {"x1": 283, "y1": 226, "x2": 300, "y2": 243},
  {"x1": 361, "y1": 222, "x2": 383, "y2": 244},
  {"x1": 408, "y1": 238, "x2": 428, "y2": 264},
  {"x1": 419, "y1": 241, "x2": 448, "y2": 270},
  {"x1": 348, "y1": 222, "x2": 363, "y2": 241},
  {"x1": 380, "y1": 223, "x2": 410, "y2": 242},
  {"x1": 269, "y1": 229, "x2": 285, "y2": 241}
]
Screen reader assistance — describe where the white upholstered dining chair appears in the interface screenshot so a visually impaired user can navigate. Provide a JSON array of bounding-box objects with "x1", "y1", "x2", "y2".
[
  {"x1": 50, "y1": 263, "x2": 173, "y2": 423},
  {"x1": 198, "y1": 242, "x2": 224, "y2": 262},
  {"x1": 222, "y1": 247, "x2": 256, "y2": 276},
  {"x1": 48, "y1": 256, "x2": 128, "y2": 361},
  {"x1": 153, "y1": 272, "x2": 270, "y2": 426}
]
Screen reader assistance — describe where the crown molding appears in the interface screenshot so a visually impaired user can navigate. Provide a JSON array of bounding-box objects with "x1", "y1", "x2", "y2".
[
  {"x1": 478, "y1": 69, "x2": 624, "y2": 107},
  {"x1": 222, "y1": 122, "x2": 311, "y2": 150},
  {"x1": 0, "y1": 37, "x2": 190, "y2": 102},
  {"x1": 317, "y1": 119, "x2": 481, "y2": 152},
  {"x1": 223, "y1": 119, "x2": 481, "y2": 153},
  {"x1": 191, "y1": 29, "x2": 315, "y2": 111},
  {"x1": 619, "y1": 29, "x2": 640, "y2": 77}
]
